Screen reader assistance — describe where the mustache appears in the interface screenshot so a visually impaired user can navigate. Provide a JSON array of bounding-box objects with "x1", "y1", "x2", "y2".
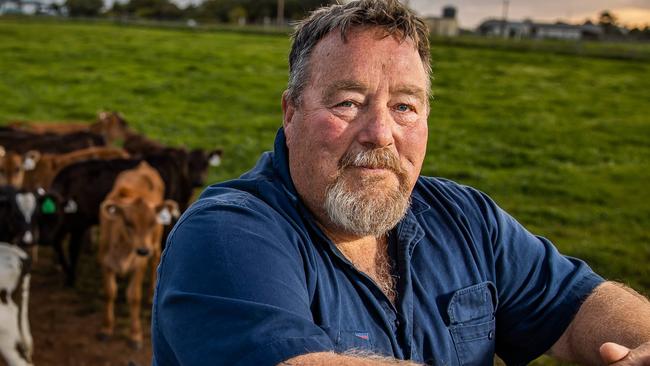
[{"x1": 338, "y1": 147, "x2": 405, "y2": 176}]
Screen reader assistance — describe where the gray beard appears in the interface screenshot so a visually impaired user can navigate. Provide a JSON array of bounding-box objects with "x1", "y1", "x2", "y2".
[{"x1": 324, "y1": 174, "x2": 410, "y2": 237}]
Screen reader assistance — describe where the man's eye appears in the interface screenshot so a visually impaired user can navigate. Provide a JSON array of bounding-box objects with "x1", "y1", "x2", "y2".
[
  {"x1": 335, "y1": 101, "x2": 354, "y2": 108},
  {"x1": 396, "y1": 104, "x2": 413, "y2": 112}
]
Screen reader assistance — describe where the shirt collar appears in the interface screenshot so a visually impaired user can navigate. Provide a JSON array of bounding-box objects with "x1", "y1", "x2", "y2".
[{"x1": 272, "y1": 127, "x2": 300, "y2": 204}]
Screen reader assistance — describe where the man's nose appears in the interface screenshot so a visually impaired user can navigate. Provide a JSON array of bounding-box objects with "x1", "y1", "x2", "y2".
[{"x1": 358, "y1": 105, "x2": 394, "y2": 148}]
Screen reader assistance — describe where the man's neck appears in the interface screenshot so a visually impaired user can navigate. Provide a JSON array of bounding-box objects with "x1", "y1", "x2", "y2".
[{"x1": 320, "y1": 226, "x2": 397, "y2": 303}]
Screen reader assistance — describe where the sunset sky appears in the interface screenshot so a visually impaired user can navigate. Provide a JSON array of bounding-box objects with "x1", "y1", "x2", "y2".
[{"x1": 408, "y1": 0, "x2": 650, "y2": 28}]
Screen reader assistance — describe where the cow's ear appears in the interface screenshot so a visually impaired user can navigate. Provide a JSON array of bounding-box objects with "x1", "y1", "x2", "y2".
[
  {"x1": 0, "y1": 145, "x2": 5, "y2": 158},
  {"x1": 208, "y1": 149, "x2": 223, "y2": 167},
  {"x1": 156, "y1": 200, "x2": 180, "y2": 225},
  {"x1": 22, "y1": 150, "x2": 41, "y2": 171},
  {"x1": 101, "y1": 201, "x2": 122, "y2": 219}
]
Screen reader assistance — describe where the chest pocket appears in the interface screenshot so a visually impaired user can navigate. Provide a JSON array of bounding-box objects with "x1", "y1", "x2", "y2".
[{"x1": 447, "y1": 281, "x2": 497, "y2": 366}]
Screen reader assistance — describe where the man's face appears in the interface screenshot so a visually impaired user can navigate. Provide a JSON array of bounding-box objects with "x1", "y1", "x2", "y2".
[{"x1": 283, "y1": 27, "x2": 429, "y2": 238}]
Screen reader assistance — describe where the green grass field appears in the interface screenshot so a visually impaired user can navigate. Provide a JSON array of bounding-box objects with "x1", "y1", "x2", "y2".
[{"x1": 1, "y1": 19, "x2": 649, "y2": 363}]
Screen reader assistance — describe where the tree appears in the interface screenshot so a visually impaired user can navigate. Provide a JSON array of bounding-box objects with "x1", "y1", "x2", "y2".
[
  {"x1": 197, "y1": 0, "x2": 236, "y2": 22},
  {"x1": 629, "y1": 26, "x2": 650, "y2": 41},
  {"x1": 48, "y1": 2, "x2": 64, "y2": 15},
  {"x1": 123, "y1": 0, "x2": 183, "y2": 20},
  {"x1": 195, "y1": 0, "x2": 334, "y2": 24},
  {"x1": 65, "y1": 0, "x2": 104, "y2": 17},
  {"x1": 598, "y1": 10, "x2": 622, "y2": 36}
]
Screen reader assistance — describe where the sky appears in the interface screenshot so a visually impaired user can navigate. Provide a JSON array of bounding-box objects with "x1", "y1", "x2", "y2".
[{"x1": 407, "y1": 0, "x2": 650, "y2": 29}]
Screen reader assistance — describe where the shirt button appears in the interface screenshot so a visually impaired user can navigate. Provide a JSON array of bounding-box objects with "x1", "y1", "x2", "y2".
[{"x1": 488, "y1": 330, "x2": 494, "y2": 340}]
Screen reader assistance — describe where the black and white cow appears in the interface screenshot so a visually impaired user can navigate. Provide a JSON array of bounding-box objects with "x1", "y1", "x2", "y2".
[
  {"x1": 0, "y1": 242, "x2": 33, "y2": 366},
  {"x1": 0, "y1": 186, "x2": 64, "y2": 263},
  {"x1": 0, "y1": 186, "x2": 38, "y2": 249}
]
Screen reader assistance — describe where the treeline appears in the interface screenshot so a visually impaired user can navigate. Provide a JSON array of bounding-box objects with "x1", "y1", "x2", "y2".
[
  {"x1": 596, "y1": 10, "x2": 650, "y2": 41},
  {"x1": 60, "y1": 0, "x2": 335, "y2": 23}
]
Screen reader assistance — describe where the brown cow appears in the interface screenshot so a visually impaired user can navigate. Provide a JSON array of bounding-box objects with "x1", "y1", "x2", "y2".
[
  {"x1": 0, "y1": 146, "x2": 38, "y2": 188},
  {"x1": 97, "y1": 162, "x2": 177, "y2": 349},
  {"x1": 21, "y1": 146, "x2": 130, "y2": 190},
  {"x1": 10, "y1": 111, "x2": 131, "y2": 145}
]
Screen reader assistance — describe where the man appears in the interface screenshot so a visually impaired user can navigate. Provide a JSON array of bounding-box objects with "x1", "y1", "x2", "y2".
[{"x1": 152, "y1": 1, "x2": 650, "y2": 365}]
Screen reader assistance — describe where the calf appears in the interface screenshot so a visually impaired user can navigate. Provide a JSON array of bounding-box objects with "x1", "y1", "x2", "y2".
[
  {"x1": 9, "y1": 111, "x2": 131, "y2": 145},
  {"x1": 0, "y1": 131, "x2": 105, "y2": 155},
  {"x1": 123, "y1": 132, "x2": 165, "y2": 153},
  {"x1": 124, "y1": 133, "x2": 223, "y2": 207},
  {"x1": 22, "y1": 146, "x2": 130, "y2": 190},
  {"x1": 0, "y1": 243, "x2": 33, "y2": 366},
  {"x1": 1, "y1": 186, "x2": 64, "y2": 264},
  {"x1": 44, "y1": 158, "x2": 141, "y2": 286},
  {"x1": 98, "y1": 162, "x2": 177, "y2": 349},
  {"x1": 0, "y1": 186, "x2": 38, "y2": 249},
  {"x1": 187, "y1": 148, "x2": 223, "y2": 187},
  {"x1": 0, "y1": 147, "x2": 39, "y2": 189}
]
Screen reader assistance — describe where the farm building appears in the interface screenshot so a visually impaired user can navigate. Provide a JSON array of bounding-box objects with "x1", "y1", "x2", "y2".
[
  {"x1": 477, "y1": 19, "x2": 604, "y2": 41},
  {"x1": 0, "y1": 0, "x2": 46, "y2": 15},
  {"x1": 424, "y1": 6, "x2": 459, "y2": 37}
]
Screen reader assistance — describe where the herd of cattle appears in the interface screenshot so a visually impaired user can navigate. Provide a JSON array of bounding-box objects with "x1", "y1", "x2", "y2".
[{"x1": 0, "y1": 112, "x2": 223, "y2": 365}]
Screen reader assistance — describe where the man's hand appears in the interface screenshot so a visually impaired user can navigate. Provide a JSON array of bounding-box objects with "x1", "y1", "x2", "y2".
[{"x1": 600, "y1": 341, "x2": 650, "y2": 365}]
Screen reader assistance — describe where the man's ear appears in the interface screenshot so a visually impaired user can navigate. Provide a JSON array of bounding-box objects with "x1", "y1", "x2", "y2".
[
  {"x1": 281, "y1": 90, "x2": 295, "y2": 130},
  {"x1": 282, "y1": 91, "x2": 297, "y2": 145}
]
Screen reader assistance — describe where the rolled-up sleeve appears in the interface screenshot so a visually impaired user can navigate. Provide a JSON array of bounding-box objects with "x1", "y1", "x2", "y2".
[{"x1": 152, "y1": 194, "x2": 334, "y2": 366}]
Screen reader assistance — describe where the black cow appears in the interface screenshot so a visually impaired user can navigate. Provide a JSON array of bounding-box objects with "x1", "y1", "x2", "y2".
[
  {"x1": 124, "y1": 132, "x2": 222, "y2": 194},
  {"x1": 188, "y1": 148, "x2": 223, "y2": 188},
  {"x1": 0, "y1": 130, "x2": 105, "y2": 154}
]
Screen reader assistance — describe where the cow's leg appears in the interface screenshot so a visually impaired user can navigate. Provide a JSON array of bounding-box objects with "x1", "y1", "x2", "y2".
[
  {"x1": 148, "y1": 252, "x2": 160, "y2": 304},
  {"x1": 0, "y1": 345, "x2": 32, "y2": 366},
  {"x1": 149, "y1": 229, "x2": 163, "y2": 303},
  {"x1": 0, "y1": 306, "x2": 32, "y2": 366},
  {"x1": 19, "y1": 274, "x2": 33, "y2": 361},
  {"x1": 99, "y1": 267, "x2": 117, "y2": 341},
  {"x1": 66, "y1": 227, "x2": 88, "y2": 287},
  {"x1": 52, "y1": 229, "x2": 70, "y2": 279},
  {"x1": 126, "y1": 266, "x2": 146, "y2": 349}
]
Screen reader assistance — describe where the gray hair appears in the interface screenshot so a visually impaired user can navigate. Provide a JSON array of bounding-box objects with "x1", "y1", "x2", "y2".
[
  {"x1": 324, "y1": 147, "x2": 411, "y2": 237},
  {"x1": 287, "y1": 0, "x2": 432, "y2": 105}
]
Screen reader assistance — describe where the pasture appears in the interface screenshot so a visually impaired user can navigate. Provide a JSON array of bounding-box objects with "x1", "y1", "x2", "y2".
[{"x1": 1, "y1": 18, "x2": 649, "y2": 365}]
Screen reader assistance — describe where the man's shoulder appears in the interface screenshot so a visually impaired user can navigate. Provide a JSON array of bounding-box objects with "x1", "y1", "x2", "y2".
[
  {"x1": 177, "y1": 183, "x2": 284, "y2": 232},
  {"x1": 162, "y1": 182, "x2": 307, "y2": 270},
  {"x1": 413, "y1": 176, "x2": 500, "y2": 225},
  {"x1": 415, "y1": 176, "x2": 488, "y2": 206}
]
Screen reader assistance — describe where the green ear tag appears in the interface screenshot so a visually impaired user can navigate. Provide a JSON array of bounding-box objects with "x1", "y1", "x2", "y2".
[{"x1": 41, "y1": 197, "x2": 56, "y2": 214}]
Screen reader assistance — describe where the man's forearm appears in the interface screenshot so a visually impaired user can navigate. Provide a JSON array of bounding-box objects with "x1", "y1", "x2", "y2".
[
  {"x1": 550, "y1": 281, "x2": 650, "y2": 364},
  {"x1": 280, "y1": 351, "x2": 422, "y2": 366}
]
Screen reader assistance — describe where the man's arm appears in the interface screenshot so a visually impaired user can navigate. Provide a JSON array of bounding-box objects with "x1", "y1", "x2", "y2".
[
  {"x1": 280, "y1": 351, "x2": 422, "y2": 365},
  {"x1": 549, "y1": 281, "x2": 650, "y2": 365}
]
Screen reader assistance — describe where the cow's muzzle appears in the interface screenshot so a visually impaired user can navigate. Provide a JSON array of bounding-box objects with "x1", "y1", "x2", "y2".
[{"x1": 135, "y1": 248, "x2": 150, "y2": 257}]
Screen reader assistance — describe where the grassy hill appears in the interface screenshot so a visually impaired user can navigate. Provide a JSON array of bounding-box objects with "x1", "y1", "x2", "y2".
[{"x1": 1, "y1": 19, "x2": 649, "y2": 355}]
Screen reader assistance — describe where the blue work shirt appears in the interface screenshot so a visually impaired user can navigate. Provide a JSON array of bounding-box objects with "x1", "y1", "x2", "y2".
[{"x1": 152, "y1": 128, "x2": 604, "y2": 366}]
